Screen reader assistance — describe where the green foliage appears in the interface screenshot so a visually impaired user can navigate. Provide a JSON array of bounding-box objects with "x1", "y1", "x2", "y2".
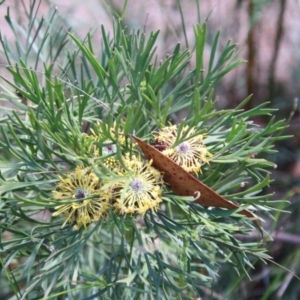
[{"x1": 0, "y1": 2, "x2": 292, "y2": 299}]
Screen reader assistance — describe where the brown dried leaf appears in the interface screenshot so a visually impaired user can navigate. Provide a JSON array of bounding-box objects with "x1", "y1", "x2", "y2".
[{"x1": 131, "y1": 135, "x2": 261, "y2": 232}]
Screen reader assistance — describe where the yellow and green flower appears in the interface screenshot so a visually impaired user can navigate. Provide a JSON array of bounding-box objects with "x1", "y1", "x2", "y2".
[
  {"x1": 154, "y1": 124, "x2": 212, "y2": 173},
  {"x1": 112, "y1": 155, "x2": 163, "y2": 215},
  {"x1": 52, "y1": 166, "x2": 110, "y2": 228}
]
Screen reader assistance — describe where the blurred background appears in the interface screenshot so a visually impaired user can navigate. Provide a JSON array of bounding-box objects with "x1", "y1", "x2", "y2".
[{"x1": 0, "y1": 0, "x2": 299, "y2": 299}]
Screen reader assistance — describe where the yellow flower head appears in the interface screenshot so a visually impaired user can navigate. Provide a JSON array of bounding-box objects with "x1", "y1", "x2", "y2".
[
  {"x1": 91, "y1": 121, "x2": 125, "y2": 145},
  {"x1": 52, "y1": 166, "x2": 110, "y2": 228},
  {"x1": 80, "y1": 133, "x2": 99, "y2": 157},
  {"x1": 154, "y1": 125, "x2": 212, "y2": 173},
  {"x1": 112, "y1": 155, "x2": 163, "y2": 215},
  {"x1": 81, "y1": 121, "x2": 125, "y2": 158}
]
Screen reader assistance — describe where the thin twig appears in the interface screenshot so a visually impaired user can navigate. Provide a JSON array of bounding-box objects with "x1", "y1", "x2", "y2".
[{"x1": 235, "y1": 231, "x2": 300, "y2": 246}]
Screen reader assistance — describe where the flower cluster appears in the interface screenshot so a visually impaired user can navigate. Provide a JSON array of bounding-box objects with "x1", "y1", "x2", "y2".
[
  {"x1": 154, "y1": 125, "x2": 212, "y2": 173},
  {"x1": 52, "y1": 123, "x2": 211, "y2": 228},
  {"x1": 52, "y1": 166, "x2": 111, "y2": 228},
  {"x1": 113, "y1": 155, "x2": 163, "y2": 215},
  {"x1": 80, "y1": 121, "x2": 125, "y2": 157}
]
